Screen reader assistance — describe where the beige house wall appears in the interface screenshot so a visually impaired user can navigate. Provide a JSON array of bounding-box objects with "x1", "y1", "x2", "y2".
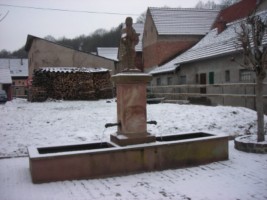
[
  {"x1": 28, "y1": 39, "x2": 115, "y2": 77},
  {"x1": 143, "y1": 11, "x2": 158, "y2": 48}
]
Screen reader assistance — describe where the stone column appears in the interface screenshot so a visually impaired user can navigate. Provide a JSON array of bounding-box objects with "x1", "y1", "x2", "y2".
[{"x1": 110, "y1": 72, "x2": 156, "y2": 146}]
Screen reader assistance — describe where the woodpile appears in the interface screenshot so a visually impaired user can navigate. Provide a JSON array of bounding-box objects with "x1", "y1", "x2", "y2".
[{"x1": 29, "y1": 67, "x2": 113, "y2": 102}]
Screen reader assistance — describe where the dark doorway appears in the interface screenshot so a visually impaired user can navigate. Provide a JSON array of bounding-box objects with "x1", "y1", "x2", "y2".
[{"x1": 200, "y1": 73, "x2": 206, "y2": 94}]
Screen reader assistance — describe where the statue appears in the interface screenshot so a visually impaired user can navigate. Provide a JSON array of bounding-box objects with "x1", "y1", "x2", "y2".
[{"x1": 119, "y1": 17, "x2": 140, "y2": 71}]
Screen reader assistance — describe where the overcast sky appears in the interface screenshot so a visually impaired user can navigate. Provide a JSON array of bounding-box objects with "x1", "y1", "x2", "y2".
[{"x1": 0, "y1": 0, "x2": 220, "y2": 52}]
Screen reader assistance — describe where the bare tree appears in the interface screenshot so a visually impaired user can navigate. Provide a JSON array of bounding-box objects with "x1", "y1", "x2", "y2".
[
  {"x1": 0, "y1": 10, "x2": 9, "y2": 22},
  {"x1": 136, "y1": 11, "x2": 146, "y2": 24},
  {"x1": 236, "y1": 12, "x2": 267, "y2": 142},
  {"x1": 195, "y1": 0, "x2": 217, "y2": 9},
  {"x1": 220, "y1": 0, "x2": 240, "y2": 9}
]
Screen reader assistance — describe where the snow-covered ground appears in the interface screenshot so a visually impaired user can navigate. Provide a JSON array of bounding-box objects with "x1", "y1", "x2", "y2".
[{"x1": 0, "y1": 99, "x2": 267, "y2": 200}]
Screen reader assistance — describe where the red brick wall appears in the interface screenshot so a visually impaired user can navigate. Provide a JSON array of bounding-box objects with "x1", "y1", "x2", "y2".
[{"x1": 143, "y1": 40, "x2": 197, "y2": 69}]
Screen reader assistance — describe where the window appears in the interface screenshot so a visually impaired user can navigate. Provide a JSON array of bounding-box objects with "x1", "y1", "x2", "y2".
[
  {"x1": 225, "y1": 70, "x2": 230, "y2": 82},
  {"x1": 167, "y1": 77, "x2": 173, "y2": 85},
  {"x1": 240, "y1": 70, "x2": 253, "y2": 82},
  {"x1": 209, "y1": 72, "x2": 214, "y2": 84},
  {"x1": 156, "y1": 77, "x2": 161, "y2": 86},
  {"x1": 180, "y1": 76, "x2": 186, "y2": 85}
]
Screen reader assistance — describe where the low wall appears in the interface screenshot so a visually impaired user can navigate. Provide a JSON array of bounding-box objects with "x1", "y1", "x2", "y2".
[{"x1": 28, "y1": 132, "x2": 228, "y2": 183}]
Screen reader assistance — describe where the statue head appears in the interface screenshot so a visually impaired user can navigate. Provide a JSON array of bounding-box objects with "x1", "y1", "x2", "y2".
[{"x1": 125, "y1": 17, "x2": 133, "y2": 27}]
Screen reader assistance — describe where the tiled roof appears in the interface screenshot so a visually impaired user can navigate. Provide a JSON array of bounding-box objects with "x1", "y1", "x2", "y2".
[
  {"x1": 0, "y1": 58, "x2": 28, "y2": 77},
  {"x1": 212, "y1": 0, "x2": 257, "y2": 29},
  {"x1": 149, "y1": 7, "x2": 219, "y2": 35},
  {"x1": 39, "y1": 67, "x2": 109, "y2": 73},
  {"x1": 150, "y1": 59, "x2": 179, "y2": 75},
  {"x1": 97, "y1": 47, "x2": 118, "y2": 61},
  {"x1": 149, "y1": 10, "x2": 267, "y2": 75},
  {"x1": 0, "y1": 67, "x2": 12, "y2": 84}
]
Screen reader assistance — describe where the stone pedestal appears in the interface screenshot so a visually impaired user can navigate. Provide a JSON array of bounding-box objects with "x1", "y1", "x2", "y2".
[{"x1": 110, "y1": 72, "x2": 156, "y2": 146}]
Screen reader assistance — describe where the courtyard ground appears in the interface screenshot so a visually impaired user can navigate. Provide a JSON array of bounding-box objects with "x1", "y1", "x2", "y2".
[{"x1": 0, "y1": 99, "x2": 266, "y2": 200}]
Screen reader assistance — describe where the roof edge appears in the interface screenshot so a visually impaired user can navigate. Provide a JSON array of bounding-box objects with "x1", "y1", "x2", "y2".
[{"x1": 24, "y1": 34, "x2": 118, "y2": 62}]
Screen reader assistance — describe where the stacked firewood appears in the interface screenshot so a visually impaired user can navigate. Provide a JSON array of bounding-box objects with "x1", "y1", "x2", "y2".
[
  {"x1": 93, "y1": 72, "x2": 114, "y2": 99},
  {"x1": 28, "y1": 86, "x2": 47, "y2": 102},
  {"x1": 30, "y1": 68, "x2": 113, "y2": 101}
]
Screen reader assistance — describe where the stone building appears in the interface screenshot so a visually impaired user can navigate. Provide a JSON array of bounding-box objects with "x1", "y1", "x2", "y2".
[
  {"x1": 149, "y1": 9, "x2": 267, "y2": 113},
  {"x1": 0, "y1": 66, "x2": 12, "y2": 100},
  {"x1": 25, "y1": 35, "x2": 116, "y2": 78},
  {"x1": 0, "y1": 58, "x2": 29, "y2": 99},
  {"x1": 142, "y1": 7, "x2": 219, "y2": 69}
]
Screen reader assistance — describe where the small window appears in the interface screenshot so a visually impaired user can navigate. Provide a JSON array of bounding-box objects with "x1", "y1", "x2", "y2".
[
  {"x1": 156, "y1": 77, "x2": 161, "y2": 86},
  {"x1": 180, "y1": 76, "x2": 186, "y2": 85},
  {"x1": 240, "y1": 70, "x2": 253, "y2": 82},
  {"x1": 225, "y1": 70, "x2": 230, "y2": 82},
  {"x1": 209, "y1": 72, "x2": 214, "y2": 84},
  {"x1": 167, "y1": 77, "x2": 173, "y2": 85}
]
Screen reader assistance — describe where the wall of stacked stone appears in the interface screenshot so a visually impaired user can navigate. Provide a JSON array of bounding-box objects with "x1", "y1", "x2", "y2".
[{"x1": 234, "y1": 135, "x2": 267, "y2": 154}]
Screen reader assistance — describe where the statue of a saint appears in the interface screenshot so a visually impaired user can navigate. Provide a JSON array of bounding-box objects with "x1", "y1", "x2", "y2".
[{"x1": 119, "y1": 17, "x2": 140, "y2": 71}]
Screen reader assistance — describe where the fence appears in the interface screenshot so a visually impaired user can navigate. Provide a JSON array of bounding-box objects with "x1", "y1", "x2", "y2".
[{"x1": 148, "y1": 83, "x2": 267, "y2": 112}]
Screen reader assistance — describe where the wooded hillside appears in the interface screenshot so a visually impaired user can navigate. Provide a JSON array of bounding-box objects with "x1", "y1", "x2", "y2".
[{"x1": 0, "y1": 24, "x2": 122, "y2": 59}]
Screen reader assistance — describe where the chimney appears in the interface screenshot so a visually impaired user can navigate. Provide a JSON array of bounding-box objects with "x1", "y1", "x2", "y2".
[{"x1": 217, "y1": 17, "x2": 226, "y2": 34}]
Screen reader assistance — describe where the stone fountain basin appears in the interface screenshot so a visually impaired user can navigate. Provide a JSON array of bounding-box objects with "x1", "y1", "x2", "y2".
[{"x1": 28, "y1": 132, "x2": 228, "y2": 183}]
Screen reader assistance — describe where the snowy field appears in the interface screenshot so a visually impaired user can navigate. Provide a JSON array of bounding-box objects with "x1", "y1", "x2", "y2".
[{"x1": 0, "y1": 99, "x2": 267, "y2": 200}]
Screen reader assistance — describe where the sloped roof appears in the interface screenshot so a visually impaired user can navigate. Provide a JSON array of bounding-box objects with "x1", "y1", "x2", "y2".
[
  {"x1": 39, "y1": 67, "x2": 109, "y2": 73},
  {"x1": 97, "y1": 47, "x2": 118, "y2": 61},
  {"x1": 0, "y1": 59, "x2": 28, "y2": 77},
  {"x1": 149, "y1": 7, "x2": 219, "y2": 35},
  {"x1": 150, "y1": 59, "x2": 179, "y2": 75},
  {"x1": 0, "y1": 67, "x2": 12, "y2": 84},
  {"x1": 212, "y1": 0, "x2": 258, "y2": 29},
  {"x1": 150, "y1": 10, "x2": 267, "y2": 75},
  {"x1": 25, "y1": 35, "x2": 116, "y2": 62}
]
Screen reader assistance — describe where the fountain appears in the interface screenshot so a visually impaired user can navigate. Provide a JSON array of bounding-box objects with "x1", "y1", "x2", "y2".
[{"x1": 28, "y1": 17, "x2": 228, "y2": 183}]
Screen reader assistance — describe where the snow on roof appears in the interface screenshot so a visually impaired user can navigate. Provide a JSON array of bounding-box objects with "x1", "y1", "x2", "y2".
[
  {"x1": 150, "y1": 10, "x2": 267, "y2": 75},
  {"x1": 97, "y1": 47, "x2": 118, "y2": 61},
  {"x1": 149, "y1": 7, "x2": 219, "y2": 35},
  {"x1": 0, "y1": 67, "x2": 12, "y2": 84},
  {"x1": 39, "y1": 67, "x2": 109, "y2": 73},
  {"x1": 150, "y1": 59, "x2": 180, "y2": 75},
  {"x1": 0, "y1": 58, "x2": 28, "y2": 77}
]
